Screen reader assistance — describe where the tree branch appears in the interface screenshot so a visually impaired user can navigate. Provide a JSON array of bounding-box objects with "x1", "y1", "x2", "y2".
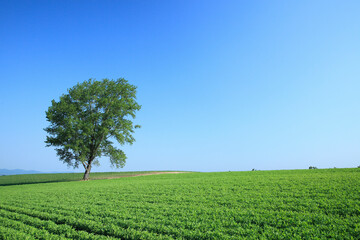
[{"x1": 81, "y1": 161, "x2": 86, "y2": 169}]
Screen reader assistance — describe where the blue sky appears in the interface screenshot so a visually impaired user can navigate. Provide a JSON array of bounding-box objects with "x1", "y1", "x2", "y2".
[{"x1": 0, "y1": 0, "x2": 359, "y2": 173}]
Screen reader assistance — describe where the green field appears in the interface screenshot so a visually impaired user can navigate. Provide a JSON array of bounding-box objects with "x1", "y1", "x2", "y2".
[
  {"x1": 0, "y1": 171, "x2": 175, "y2": 186},
  {"x1": 0, "y1": 169, "x2": 359, "y2": 239}
]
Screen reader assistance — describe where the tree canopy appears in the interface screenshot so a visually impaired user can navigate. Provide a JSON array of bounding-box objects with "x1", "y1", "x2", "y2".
[{"x1": 44, "y1": 78, "x2": 141, "y2": 180}]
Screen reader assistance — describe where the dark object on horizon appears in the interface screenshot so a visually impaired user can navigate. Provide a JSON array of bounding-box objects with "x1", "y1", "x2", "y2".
[{"x1": 309, "y1": 166, "x2": 318, "y2": 169}]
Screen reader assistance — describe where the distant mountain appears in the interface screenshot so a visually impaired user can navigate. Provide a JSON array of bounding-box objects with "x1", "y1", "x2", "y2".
[{"x1": 0, "y1": 169, "x2": 42, "y2": 176}]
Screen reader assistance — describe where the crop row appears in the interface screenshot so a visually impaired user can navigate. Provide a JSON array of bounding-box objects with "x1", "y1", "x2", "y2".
[
  {"x1": 1, "y1": 169, "x2": 360, "y2": 239},
  {"x1": 2, "y1": 201, "x2": 359, "y2": 239},
  {"x1": 0, "y1": 204, "x2": 232, "y2": 239}
]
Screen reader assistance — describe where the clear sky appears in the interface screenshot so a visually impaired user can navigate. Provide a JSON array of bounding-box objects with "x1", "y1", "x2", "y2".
[{"x1": 1, "y1": 0, "x2": 359, "y2": 173}]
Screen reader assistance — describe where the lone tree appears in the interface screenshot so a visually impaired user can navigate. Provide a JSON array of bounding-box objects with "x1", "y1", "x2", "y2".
[{"x1": 44, "y1": 78, "x2": 141, "y2": 180}]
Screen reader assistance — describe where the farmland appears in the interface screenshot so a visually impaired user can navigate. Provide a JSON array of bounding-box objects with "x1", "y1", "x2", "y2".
[
  {"x1": 0, "y1": 171, "x2": 179, "y2": 186},
  {"x1": 0, "y1": 169, "x2": 359, "y2": 239}
]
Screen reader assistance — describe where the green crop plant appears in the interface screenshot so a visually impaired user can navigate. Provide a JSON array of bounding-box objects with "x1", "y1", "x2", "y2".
[{"x1": 0, "y1": 169, "x2": 359, "y2": 239}]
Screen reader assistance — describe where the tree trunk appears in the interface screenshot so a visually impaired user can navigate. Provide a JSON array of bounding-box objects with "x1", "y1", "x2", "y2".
[{"x1": 83, "y1": 164, "x2": 92, "y2": 181}]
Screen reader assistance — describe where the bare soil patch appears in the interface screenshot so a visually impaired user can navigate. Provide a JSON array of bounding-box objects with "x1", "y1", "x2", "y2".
[{"x1": 97, "y1": 171, "x2": 189, "y2": 180}]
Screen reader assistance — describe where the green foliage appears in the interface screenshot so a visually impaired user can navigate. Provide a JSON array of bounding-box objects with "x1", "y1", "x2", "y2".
[
  {"x1": 44, "y1": 78, "x2": 141, "y2": 179},
  {"x1": 0, "y1": 171, "x2": 161, "y2": 186},
  {"x1": 1, "y1": 168, "x2": 359, "y2": 239},
  {"x1": 309, "y1": 166, "x2": 318, "y2": 169}
]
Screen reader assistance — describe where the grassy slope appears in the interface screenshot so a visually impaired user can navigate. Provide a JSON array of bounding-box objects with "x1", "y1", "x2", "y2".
[
  {"x1": 0, "y1": 168, "x2": 359, "y2": 239},
  {"x1": 0, "y1": 171, "x2": 178, "y2": 186}
]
